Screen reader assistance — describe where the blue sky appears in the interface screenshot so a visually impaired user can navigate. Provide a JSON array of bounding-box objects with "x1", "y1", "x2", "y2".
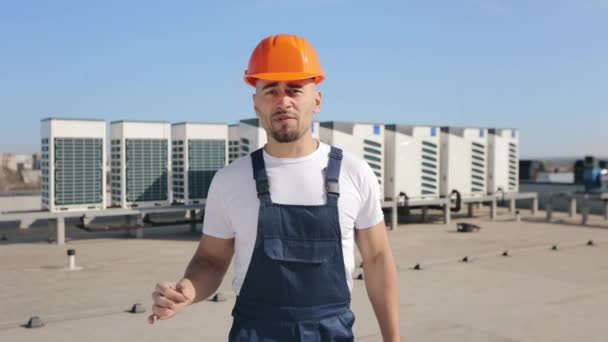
[{"x1": 1, "y1": 0, "x2": 606, "y2": 158}]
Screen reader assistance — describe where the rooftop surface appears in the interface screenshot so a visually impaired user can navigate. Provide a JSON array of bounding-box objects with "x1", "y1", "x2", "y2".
[{"x1": 0, "y1": 209, "x2": 607, "y2": 341}]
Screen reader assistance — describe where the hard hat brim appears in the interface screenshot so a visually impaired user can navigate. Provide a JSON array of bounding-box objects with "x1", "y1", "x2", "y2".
[{"x1": 245, "y1": 72, "x2": 325, "y2": 87}]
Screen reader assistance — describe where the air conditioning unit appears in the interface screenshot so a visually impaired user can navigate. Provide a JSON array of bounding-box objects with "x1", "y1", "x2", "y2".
[
  {"x1": 237, "y1": 118, "x2": 321, "y2": 158},
  {"x1": 171, "y1": 122, "x2": 228, "y2": 205},
  {"x1": 238, "y1": 118, "x2": 267, "y2": 158},
  {"x1": 440, "y1": 127, "x2": 488, "y2": 198},
  {"x1": 110, "y1": 121, "x2": 171, "y2": 208},
  {"x1": 319, "y1": 121, "x2": 385, "y2": 199},
  {"x1": 40, "y1": 118, "x2": 106, "y2": 212},
  {"x1": 385, "y1": 125, "x2": 441, "y2": 200},
  {"x1": 487, "y1": 128, "x2": 519, "y2": 194},
  {"x1": 228, "y1": 124, "x2": 240, "y2": 164},
  {"x1": 311, "y1": 121, "x2": 320, "y2": 140}
]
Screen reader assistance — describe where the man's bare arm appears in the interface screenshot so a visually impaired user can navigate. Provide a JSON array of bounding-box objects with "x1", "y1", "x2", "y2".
[
  {"x1": 184, "y1": 234, "x2": 234, "y2": 303},
  {"x1": 150, "y1": 234, "x2": 234, "y2": 322},
  {"x1": 355, "y1": 220, "x2": 400, "y2": 341}
]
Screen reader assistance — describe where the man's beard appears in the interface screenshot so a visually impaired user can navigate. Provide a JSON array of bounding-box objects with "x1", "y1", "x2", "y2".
[{"x1": 271, "y1": 126, "x2": 302, "y2": 143}]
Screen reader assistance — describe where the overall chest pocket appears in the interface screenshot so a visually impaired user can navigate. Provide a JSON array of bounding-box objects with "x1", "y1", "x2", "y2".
[{"x1": 263, "y1": 238, "x2": 336, "y2": 264}]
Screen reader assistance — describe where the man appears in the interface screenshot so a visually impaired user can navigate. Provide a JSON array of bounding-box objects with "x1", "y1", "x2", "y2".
[{"x1": 150, "y1": 34, "x2": 400, "y2": 341}]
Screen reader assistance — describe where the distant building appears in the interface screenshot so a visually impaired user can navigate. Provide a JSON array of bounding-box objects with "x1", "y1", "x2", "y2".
[
  {"x1": 32, "y1": 153, "x2": 42, "y2": 170},
  {"x1": 536, "y1": 172, "x2": 574, "y2": 184},
  {"x1": 519, "y1": 160, "x2": 545, "y2": 182},
  {"x1": 0, "y1": 153, "x2": 18, "y2": 171},
  {"x1": 15, "y1": 154, "x2": 33, "y2": 170},
  {"x1": 20, "y1": 169, "x2": 41, "y2": 185},
  {"x1": 574, "y1": 156, "x2": 608, "y2": 184},
  {"x1": 574, "y1": 160, "x2": 585, "y2": 184},
  {"x1": 1, "y1": 153, "x2": 35, "y2": 171}
]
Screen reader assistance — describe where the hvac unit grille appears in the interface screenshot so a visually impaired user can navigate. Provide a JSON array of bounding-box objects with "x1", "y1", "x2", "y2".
[
  {"x1": 240, "y1": 138, "x2": 250, "y2": 157},
  {"x1": 363, "y1": 139, "x2": 383, "y2": 185},
  {"x1": 126, "y1": 139, "x2": 168, "y2": 202},
  {"x1": 54, "y1": 138, "x2": 103, "y2": 205},
  {"x1": 420, "y1": 140, "x2": 438, "y2": 195},
  {"x1": 41, "y1": 138, "x2": 50, "y2": 205},
  {"x1": 172, "y1": 140, "x2": 185, "y2": 200},
  {"x1": 228, "y1": 140, "x2": 239, "y2": 163},
  {"x1": 111, "y1": 140, "x2": 122, "y2": 202},
  {"x1": 508, "y1": 142, "x2": 518, "y2": 190},
  {"x1": 471, "y1": 142, "x2": 486, "y2": 193},
  {"x1": 188, "y1": 140, "x2": 226, "y2": 199}
]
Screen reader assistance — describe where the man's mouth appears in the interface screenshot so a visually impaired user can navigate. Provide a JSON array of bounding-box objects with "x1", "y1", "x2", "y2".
[{"x1": 272, "y1": 113, "x2": 296, "y2": 123}]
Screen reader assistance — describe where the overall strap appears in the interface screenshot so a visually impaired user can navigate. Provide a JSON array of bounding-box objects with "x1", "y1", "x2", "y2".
[
  {"x1": 326, "y1": 146, "x2": 343, "y2": 207},
  {"x1": 251, "y1": 148, "x2": 272, "y2": 206}
]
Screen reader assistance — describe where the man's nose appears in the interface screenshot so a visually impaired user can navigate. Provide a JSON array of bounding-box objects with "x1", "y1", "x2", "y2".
[{"x1": 275, "y1": 91, "x2": 292, "y2": 109}]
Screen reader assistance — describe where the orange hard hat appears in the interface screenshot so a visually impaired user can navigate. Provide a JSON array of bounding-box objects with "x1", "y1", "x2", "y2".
[{"x1": 244, "y1": 34, "x2": 325, "y2": 87}]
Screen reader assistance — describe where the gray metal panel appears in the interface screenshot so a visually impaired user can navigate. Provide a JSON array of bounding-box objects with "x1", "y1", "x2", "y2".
[
  {"x1": 110, "y1": 120, "x2": 170, "y2": 125},
  {"x1": 488, "y1": 128, "x2": 517, "y2": 138},
  {"x1": 440, "y1": 126, "x2": 466, "y2": 137},
  {"x1": 405, "y1": 197, "x2": 450, "y2": 207},
  {"x1": 501, "y1": 192, "x2": 537, "y2": 200},
  {"x1": 240, "y1": 118, "x2": 260, "y2": 127},
  {"x1": 320, "y1": 121, "x2": 335, "y2": 130},
  {"x1": 126, "y1": 139, "x2": 168, "y2": 202},
  {"x1": 395, "y1": 125, "x2": 414, "y2": 136},
  {"x1": 319, "y1": 121, "x2": 355, "y2": 135},
  {"x1": 41, "y1": 117, "x2": 104, "y2": 122},
  {"x1": 488, "y1": 127, "x2": 516, "y2": 135},
  {"x1": 172, "y1": 121, "x2": 228, "y2": 126},
  {"x1": 460, "y1": 195, "x2": 498, "y2": 203},
  {"x1": 54, "y1": 138, "x2": 103, "y2": 205},
  {"x1": 188, "y1": 140, "x2": 226, "y2": 199},
  {"x1": 0, "y1": 204, "x2": 206, "y2": 221},
  {"x1": 387, "y1": 124, "x2": 438, "y2": 136}
]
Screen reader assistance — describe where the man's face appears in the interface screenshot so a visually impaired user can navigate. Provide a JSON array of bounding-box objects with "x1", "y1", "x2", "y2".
[{"x1": 253, "y1": 78, "x2": 321, "y2": 143}]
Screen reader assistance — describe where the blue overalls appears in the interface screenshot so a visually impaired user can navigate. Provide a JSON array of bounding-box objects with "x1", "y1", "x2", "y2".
[{"x1": 229, "y1": 146, "x2": 355, "y2": 342}]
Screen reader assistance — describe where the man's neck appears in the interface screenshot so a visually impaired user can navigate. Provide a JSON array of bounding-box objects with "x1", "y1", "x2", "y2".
[{"x1": 264, "y1": 135, "x2": 319, "y2": 158}]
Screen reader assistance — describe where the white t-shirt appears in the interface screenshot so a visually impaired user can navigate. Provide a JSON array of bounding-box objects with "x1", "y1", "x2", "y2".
[{"x1": 202, "y1": 141, "x2": 384, "y2": 295}]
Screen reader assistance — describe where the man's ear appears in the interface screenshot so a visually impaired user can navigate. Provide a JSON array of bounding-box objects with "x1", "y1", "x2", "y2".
[
  {"x1": 253, "y1": 93, "x2": 260, "y2": 117},
  {"x1": 314, "y1": 90, "x2": 322, "y2": 113}
]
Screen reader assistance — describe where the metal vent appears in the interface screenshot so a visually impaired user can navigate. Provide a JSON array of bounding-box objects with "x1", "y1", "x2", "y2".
[
  {"x1": 188, "y1": 140, "x2": 226, "y2": 199},
  {"x1": 471, "y1": 142, "x2": 485, "y2": 193},
  {"x1": 421, "y1": 141, "x2": 438, "y2": 195},
  {"x1": 363, "y1": 139, "x2": 382, "y2": 185},
  {"x1": 508, "y1": 142, "x2": 518, "y2": 190},
  {"x1": 41, "y1": 138, "x2": 50, "y2": 205},
  {"x1": 172, "y1": 140, "x2": 185, "y2": 200},
  {"x1": 228, "y1": 140, "x2": 239, "y2": 163},
  {"x1": 126, "y1": 139, "x2": 168, "y2": 202},
  {"x1": 240, "y1": 138, "x2": 250, "y2": 157},
  {"x1": 111, "y1": 140, "x2": 121, "y2": 202},
  {"x1": 54, "y1": 138, "x2": 103, "y2": 205}
]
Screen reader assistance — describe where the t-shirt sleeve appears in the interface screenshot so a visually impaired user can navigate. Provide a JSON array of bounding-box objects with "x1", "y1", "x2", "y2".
[
  {"x1": 202, "y1": 171, "x2": 235, "y2": 239},
  {"x1": 354, "y1": 161, "x2": 384, "y2": 229}
]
